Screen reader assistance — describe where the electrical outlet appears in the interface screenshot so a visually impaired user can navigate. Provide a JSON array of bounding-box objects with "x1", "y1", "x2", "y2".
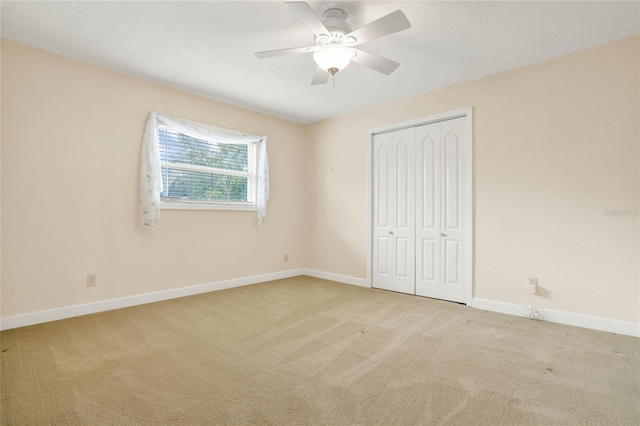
[
  {"x1": 284, "y1": 254, "x2": 289, "y2": 262},
  {"x1": 87, "y1": 274, "x2": 97, "y2": 287},
  {"x1": 528, "y1": 277, "x2": 537, "y2": 294}
]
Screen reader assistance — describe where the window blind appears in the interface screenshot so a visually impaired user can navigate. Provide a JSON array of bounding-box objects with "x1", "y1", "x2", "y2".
[{"x1": 159, "y1": 126, "x2": 256, "y2": 203}]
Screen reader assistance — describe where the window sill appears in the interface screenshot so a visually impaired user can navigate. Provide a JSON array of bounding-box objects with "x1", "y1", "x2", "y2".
[{"x1": 160, "y1": 201, "x2": 257, "y2": 211}]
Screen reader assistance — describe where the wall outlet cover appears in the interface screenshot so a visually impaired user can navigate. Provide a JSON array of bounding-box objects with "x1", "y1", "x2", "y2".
[{"x1": 87, "y1": 274, "x2": 97, "y2": 287}]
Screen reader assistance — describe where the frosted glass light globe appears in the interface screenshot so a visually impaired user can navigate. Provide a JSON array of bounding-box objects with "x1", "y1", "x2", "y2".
[{"x1": 313, "y1": 45, "x2": 356, "y2": 75}]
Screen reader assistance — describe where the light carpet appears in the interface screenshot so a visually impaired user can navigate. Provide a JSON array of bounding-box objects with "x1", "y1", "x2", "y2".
[{"x1": 1, "y1": 276, "x2": 639, "y2": 425}]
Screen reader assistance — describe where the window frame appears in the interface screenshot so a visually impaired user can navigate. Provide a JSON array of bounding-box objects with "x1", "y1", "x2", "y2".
[{"x1": 158, "y1": 121, "x2": 259, "y2": 211}]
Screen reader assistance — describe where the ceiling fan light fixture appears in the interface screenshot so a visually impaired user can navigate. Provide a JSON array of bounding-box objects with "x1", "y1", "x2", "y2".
[
  {"x1": 254, "y1": 2, "x2": 411, "y2": 85},
  {"x1": 313, "y1": 45, "x2": 355, "y2": 75}
]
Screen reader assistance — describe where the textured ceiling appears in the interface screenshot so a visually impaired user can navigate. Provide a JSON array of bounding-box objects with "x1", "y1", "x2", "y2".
[{"x1": 2, "y1": 1, "x2": 639, "y2": 124}]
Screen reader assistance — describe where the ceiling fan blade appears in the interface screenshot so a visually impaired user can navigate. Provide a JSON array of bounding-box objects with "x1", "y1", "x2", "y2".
[
  {"x1": 311, "y1": 68, "x2": 330, "y2": 85},
  {"x1": 352, "y1": 49, "x2": 400, "y2": 75},
  {"x1": 347, "y1": 10, "x2": 411, "y2": 45},
  {"x1": 255, "y1": 46, "x2": 314, "y2": 59},
  {"x1": 284, "y1": 2, "x2": 329, "y2": 36}
]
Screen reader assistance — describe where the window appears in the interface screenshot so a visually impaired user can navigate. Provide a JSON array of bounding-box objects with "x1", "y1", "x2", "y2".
[
  {"x1": 159, "y1": 123, "x2": 257, "y2": 210},
  {"x1": 140, "y1": 111, "x2": 269, "y2": 231}
]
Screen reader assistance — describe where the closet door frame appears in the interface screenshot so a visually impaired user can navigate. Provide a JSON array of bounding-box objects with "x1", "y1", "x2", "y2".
[{"x1": 366, "y1": 107, "x2": 474, "y2": 305}]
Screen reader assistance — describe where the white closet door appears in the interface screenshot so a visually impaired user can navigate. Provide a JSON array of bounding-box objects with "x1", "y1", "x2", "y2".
[
  {"x1": 372, "y1": 128, "x2": 416, "y2": 295},
  {"x1": 415, "y1": 122, "x2": 441, "y2": 298},
  {"x1": 415, "y1": 117, "x2": 468, "y2": 303},
  {"x1": 439, "y1": 117, "x2": 468, "y2": 303}
]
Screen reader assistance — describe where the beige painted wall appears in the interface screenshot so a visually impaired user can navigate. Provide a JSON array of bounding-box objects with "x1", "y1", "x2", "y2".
[
  {"x1": 2, "y1": 36, "x2": 638, "y2": 325},
  {"x1": 304, "y1": 36, "x2": 640, "y2": 323},
  {"x1": 1, "y1": 40, "x2": 305, "y2": 317}
]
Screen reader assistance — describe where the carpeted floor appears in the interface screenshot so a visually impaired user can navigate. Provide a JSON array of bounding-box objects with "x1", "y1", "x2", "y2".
[{"x1": 1, "y1": 276, "x2": 639, "y2": 425}]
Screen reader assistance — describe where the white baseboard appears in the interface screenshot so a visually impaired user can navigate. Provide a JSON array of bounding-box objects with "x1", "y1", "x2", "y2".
[
  {"x1": 5, "y1": 271, "x2": 635, "y2": 339},
  {"x1": 301, "y1": 269, "x2": 369, "y2": 288},
  {"x1": 0, "y1": 269, "x2": 304, "y2": 331},
  {"x1": 472, "y1": 298, "x2": 639, "y2": 338}
]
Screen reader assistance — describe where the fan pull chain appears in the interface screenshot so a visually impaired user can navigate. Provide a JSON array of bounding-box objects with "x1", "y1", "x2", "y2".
[{"x1": 332, "y1": 74, "x2": 336, "y2": 90}]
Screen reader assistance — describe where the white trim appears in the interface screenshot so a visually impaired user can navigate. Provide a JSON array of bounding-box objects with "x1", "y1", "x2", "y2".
[
  {"x1": 369, "y1": 107, "x2": 471, "y2": 135},
  {"x1": 465, "y1": 108, "x2": 474, "y2": 305},
  {"x1": 302, "y1": 269, "x2": 369, "y2": 288},
  {"x1": 160, "y1": 201, "x2": 257, "y2": 211},
  {"x1": 366, "y1": 107, "x2": 474, "y2": 304},
  {"x1": 3, "y1": 269, "x2": 636, "y2": 338},
  {"x1": 0, "y1": 269, "x2": 303, "y2": 331},
  {"x1": 366, "y1": 124, "x2": 373, "y2": 289},
  {"x1": 472, "y1": 298, "x2": 640, "y2": 338}
]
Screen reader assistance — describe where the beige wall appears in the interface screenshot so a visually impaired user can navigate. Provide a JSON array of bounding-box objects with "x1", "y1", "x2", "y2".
[
  {"x1": 304, "y1": 36, "x2": 640, "y2": 323},
  {"x1": 2, "y1": 36, "x2": 639, "y2": 325},
  {"x1": 1, "y1": 40, "x2": 305, "y2": 317}
]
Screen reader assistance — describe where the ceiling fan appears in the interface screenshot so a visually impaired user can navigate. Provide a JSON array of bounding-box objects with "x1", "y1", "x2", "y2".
[{"x1": 255, "y1": 2, "x2": 411, "y2": 85}]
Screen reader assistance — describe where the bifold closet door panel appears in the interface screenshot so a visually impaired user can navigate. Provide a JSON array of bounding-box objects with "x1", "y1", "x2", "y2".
[
  {"x1": 372, "y1": 129, "x2": 416, "y2": 295},
  {"x1": 415, "y1": 122, "x2": 441, "y2": 298},
  {"x1": 439, "y1": 117, "x2": 468, "y2": 303}
]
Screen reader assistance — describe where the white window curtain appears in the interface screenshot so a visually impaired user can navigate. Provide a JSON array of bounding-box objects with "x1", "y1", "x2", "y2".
[{"x1": 140, "y1": 111, "x2": 269, "y2": 231}]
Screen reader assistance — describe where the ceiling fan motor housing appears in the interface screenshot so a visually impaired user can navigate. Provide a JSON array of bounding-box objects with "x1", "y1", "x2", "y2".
[{"x1": 316, "y1": 9, "x2": 356, "y2": 46}]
